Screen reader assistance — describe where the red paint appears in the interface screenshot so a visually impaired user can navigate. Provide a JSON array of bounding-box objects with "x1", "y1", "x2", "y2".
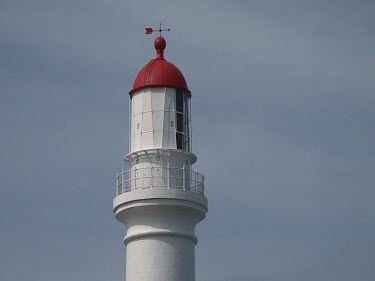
[
  {"x1": 154, "y1": 36, "x2": 166, "y2": 59},
  {"x1": 130, "y1": 36, "x2": 191, "y2": 97}
]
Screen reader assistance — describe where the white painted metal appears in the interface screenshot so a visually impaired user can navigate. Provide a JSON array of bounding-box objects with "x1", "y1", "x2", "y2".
[
  {"x1": 114, "y1": 86, "x2": 207, "y2": 281},
  {"x1": 116, "y1": 166, "x2": 204, "y2": 195},
  {"x1": 130, "y1": 87, "x2": 191, "y2": 152}
]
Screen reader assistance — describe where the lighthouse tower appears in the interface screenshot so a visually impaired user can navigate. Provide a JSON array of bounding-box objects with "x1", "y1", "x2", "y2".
[{"x1": 113, "y1": 34, "x2": 208, "y2": 281}]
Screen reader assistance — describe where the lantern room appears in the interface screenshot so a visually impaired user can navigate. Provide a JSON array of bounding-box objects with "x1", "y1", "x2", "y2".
[{"x1": 129, "y1": 36, "x2": 192, "y2": 153}]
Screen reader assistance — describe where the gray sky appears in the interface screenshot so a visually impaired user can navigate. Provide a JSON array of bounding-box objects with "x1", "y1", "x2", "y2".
[{"x1": 1, "y1": 1, "x2": 375, "y2": 280}]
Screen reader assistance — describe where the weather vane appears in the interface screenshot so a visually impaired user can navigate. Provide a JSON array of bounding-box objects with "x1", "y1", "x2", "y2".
[{"x1": 145, "y1": 23, "x2": 171, "y2": 36}]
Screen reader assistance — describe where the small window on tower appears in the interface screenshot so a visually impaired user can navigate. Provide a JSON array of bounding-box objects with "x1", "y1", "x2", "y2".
[
  {"x1": 171, "y1": 121, "x2": 174, "y2": 128},
  {"x1": 137, "y1": 123, "x2": 140, "y2": 130}
]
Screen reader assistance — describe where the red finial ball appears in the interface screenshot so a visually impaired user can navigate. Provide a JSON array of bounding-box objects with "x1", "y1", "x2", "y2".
[{"x1": 154, "y1": 36, "x2": 166, "y2": 52}]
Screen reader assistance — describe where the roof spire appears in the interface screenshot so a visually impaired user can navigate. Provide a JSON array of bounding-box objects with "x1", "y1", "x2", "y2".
[
  {"x1": 154, "y1": 37, "x2": 166, "y2": 59},
  {"x1": 145, "y1": 23, "x2": 170, "y2": 60}
]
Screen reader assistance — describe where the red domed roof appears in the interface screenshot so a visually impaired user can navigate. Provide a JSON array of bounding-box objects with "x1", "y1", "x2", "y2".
[{"x1": 130, "y1": 36, "x2": 190, "y2": 97}]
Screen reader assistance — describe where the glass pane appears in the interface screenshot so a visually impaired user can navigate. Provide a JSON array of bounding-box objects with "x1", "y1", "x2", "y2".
[
  {"x1": 177, "y1": 113, "x2": 183, "y2": 133},
  {"x1": 176, "y1": 133, "x2": 183, "y2": 149},
  {"x1": 176, "y1": 89, "x2": 183, "y2": 112}
]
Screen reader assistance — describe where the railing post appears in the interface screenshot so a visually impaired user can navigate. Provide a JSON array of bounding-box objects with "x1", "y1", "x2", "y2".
[
  {"x1": 195, "y1": 169, "x2": 198, "y2": 192},
  {"x1": 189, "y1": 168, "x2": 194, "y2": 190},
  {"x1": 134, "y1": 167, "x2": 137, "y2": 189},
  {"x1": 202, "y1": 173, "x2": 205, "y2": 194},
  {"x1": 142, "y1": 167, "x2": 145, "y2": 189},
  {"x1": 116, "y1": 173, "x2": 119, "y2": 195},
  {"x1": 151, "y1": 166, "x2": 154, "y2": 188},
  {"x1": 167, "y1": 163, "x2": 170, "y2": 188},
  {"x1": 182, "y1": 165, "x2": 185, "y2": 190},
  {"x1": 121, "y1": 169, "x2": 124, "y2": 193}
]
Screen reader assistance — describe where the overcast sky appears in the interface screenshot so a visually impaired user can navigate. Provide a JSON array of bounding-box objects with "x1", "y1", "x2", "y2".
[{"x1": 1, "y1": 1, "x2": 375, "y2": 281}]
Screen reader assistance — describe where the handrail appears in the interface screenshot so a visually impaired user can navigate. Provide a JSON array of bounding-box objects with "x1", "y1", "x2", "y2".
[{"x1": 116, "y1": 166, "x2": 204, "y2": 196}]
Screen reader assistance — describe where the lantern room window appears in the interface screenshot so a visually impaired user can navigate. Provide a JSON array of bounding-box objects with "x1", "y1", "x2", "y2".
[{"x1": 176, "y1": 89, "x2": 190, "y2": 151}]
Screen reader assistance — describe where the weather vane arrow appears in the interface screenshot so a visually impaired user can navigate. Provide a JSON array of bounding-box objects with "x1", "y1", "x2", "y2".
[{"x1": 145, "y1": 23, "x2": 171, "y2": 36}]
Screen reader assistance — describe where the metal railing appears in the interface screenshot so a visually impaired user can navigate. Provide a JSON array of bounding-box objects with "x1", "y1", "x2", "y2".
[{"x1": 116, "y1": 165, "x2": 204, "y2": 196}]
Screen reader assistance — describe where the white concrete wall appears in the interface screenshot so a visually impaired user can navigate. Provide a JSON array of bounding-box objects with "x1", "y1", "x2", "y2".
[
  {"x1": 113, "y1": 190, "x2": 207, "y2": 281},
  {"x1": 126, "y1": 236, "x2": 195, "y2": 281},
  {"x1": 127, "y1": 150, "x2": 195, "y2": 191}
]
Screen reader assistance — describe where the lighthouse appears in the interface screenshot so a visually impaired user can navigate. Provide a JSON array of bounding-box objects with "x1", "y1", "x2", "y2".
[{"x1": 113, "y1": 30, "x2": 208, "y2": 281}]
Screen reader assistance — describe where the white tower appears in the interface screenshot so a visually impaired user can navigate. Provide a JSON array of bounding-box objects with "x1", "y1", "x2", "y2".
[{"x1": 113, "y1": 35, "x2": 208, "y2": 281}]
